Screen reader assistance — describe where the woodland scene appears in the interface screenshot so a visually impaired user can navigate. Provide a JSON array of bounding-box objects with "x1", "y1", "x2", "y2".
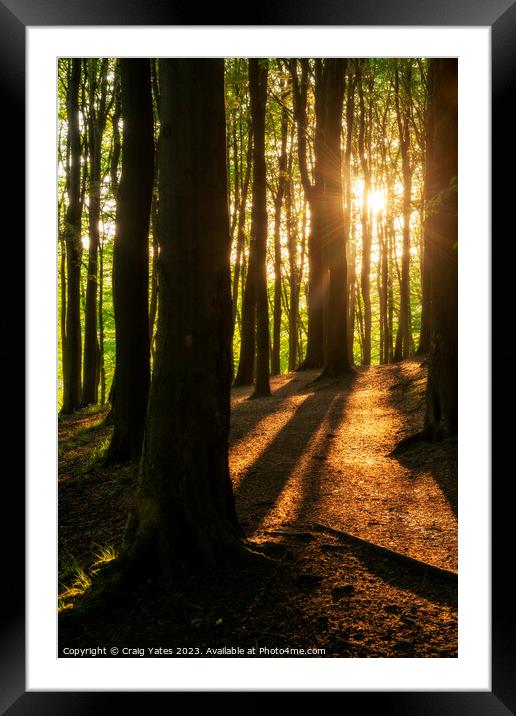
[{"x1": 58, "y1": 57, "x2": 458, "y2": 659}]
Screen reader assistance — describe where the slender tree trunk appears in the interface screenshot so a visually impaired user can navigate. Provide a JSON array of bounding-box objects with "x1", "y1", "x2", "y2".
[
  {"x1": 424, "y1": 59, "x2": 458, "y2": 437},
  {"x1": 347, "y1": 225, "x2": 356, "y2": 363},
  {"x1": 149, "y1": 181, "x2": 159, "y2": 363},
  {"x1": 98, "y1": 230, "x2": 106, "y2": 405},
  {"x1": 320, "y1": 59, "x2": 352, "y2": 377},
  {"x1": 61, "y1": 58, "x2": 82, "y2": 415},
  {"x1": 417, "y1": 69, "x2": 434, "y2": 355},
  {"x1": 103, "y1": 68, "x2": 121, "y2": 419},
  {"x1": 394, "y1": 62, "x2": 413, "y2": 361},
  {"x1": 59, "y1": 201, "x2": 67, "y2": 387},
  {"x1": 234, "y1": 66, "x2": 257, "y2": 388},
  {"x1": 233, "y1": 220, "x2": 256, "y2": 387},
  {"x1": 82, "y1": 58, "x2": 109, "y2": 406},
  {"x1": 249, "y1": 59, "x2": 271, "y2": 398},
  {"x1": 110, "y1": 65, "x2": 121, "y2": 196},
  {"x1": 355, "y1": 277, "x2": 365, "y2": 364},
  {"x1": 344, "y1": 68, "x2": 356, "y2": 365},
  {"x1": 358, "y1": 63, "x2": 372, "y2": 365},
  {"x1": 289, "y1": 59, "x2": 325, "y2": 369},
  {"x1": 271, "y1": 82, "x2": 288, "y2": 375},
  {"x1": 122, "y1": 59, "x2": 247, "y2": 580},
  {"x1": 379, "y1": 212, "x2": 389, "y2": 364},
  {"x1": 231, "y1": 128, "x2": 252, "y2": 329},
  {"x1": 106, "y1": 60, "x2": 154, "y2": 462},
  {"x1": 148, "y1": 58, "x2": 161, "y2": 363},
  {"x1": 286, "y1": 173, "x2": 299, "y2": 372},
  {"x1": 387, "y1": 217, "x2": 395, "y2": 363}
]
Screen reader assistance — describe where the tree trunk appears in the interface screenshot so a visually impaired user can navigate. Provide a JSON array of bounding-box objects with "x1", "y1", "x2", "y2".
[
  {"x1": 417, "y1": 67, "x2": 434, "y2": 356},
  {"x1": 148, "y1": 178, "x2": 159, "y2": 363},
  {"x1": 233, "y1": 65, "x2": 257, "y2": 389},
  {"x1": 319, "y1": 59, "x2": 352, "y2": 378},
  {"x1": 149, "y1": 59, "x2": 160, "y2": 363},
  {"x1": 394, "y1": 62, "x2": 413, "y2": 361},
  {"x1": 286, "y1": 165, "x2": 299, "y2": 372},
  {"x1": 424, "y1": 59, "x2": 458, "y2": 437},
  {"x1": 82, "y1": 58, "x2": 109, "y2": 406},
  {"x1": 289, "y1": 59, "x2": 325, "y2": 369},
  {"x1": 249, "y1": 59, "x2": 271, "y2": 398},
  {"x1": 106, "y1": 60, "x2": 154, "y2": 462},
  {"x1": 233, "y1": 220, "x2": 256, "y2": 387},
  {"x1": 61, "y1": 58, "x2": 82, "y2": 415},
  {"x1": 271, "y1": 81, "x2": 288, "y2": 375},
  {"x1": 358, "y1": 63, "x2": 372, "y2": 365},
  {"x1": 122, "y1": 59, "x2": 247, "y2": 580},
  {"x1": 379, "y1": 212, "x2": 389, "y2": 364},
  {"x1": 344, "y1": 68, "x2": 356, "y2": 365},
  {"x1": 231, "y1": 125, "x2": 252, "y2": 330},
  {"x1": 98, "y1": 231, "x2": 106, "y2": 405},
  {"x1": 347, "y1": 226, "x2": 356, "y2": 364}
]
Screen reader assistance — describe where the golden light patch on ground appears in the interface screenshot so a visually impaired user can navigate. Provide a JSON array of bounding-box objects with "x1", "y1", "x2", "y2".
[
  {"x1": 256, "y1": 395, "x2": 343, "y2": 532},
  {"x1": 231, "y1": 362, "x2": 457, "y2": 573},
  {"x1": 229, "y1": 375, "x2": 314, "y2": 489}
]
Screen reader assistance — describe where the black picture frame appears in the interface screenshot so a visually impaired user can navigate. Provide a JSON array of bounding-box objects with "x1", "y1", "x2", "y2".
[{"x1": 5, "y1": 0, "x2": 509, "y2": 710}]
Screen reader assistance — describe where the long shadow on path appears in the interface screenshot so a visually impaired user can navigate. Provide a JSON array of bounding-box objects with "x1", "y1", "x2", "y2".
[
  {"x1": 234, "y1": 374, "x2": 356, "y2": 533},
  {"x1": 386, "y1": 362, "x2": 458, "y2": 519}
]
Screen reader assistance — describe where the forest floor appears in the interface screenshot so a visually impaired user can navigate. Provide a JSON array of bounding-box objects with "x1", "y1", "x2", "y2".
[{"x1": 58, "y1": 359, "x2": 458, "y2": 658}]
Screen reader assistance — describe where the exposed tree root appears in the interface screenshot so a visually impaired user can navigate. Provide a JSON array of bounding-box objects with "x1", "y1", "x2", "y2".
[
  {"x1": 311, "y1": 522, "x2": 458, "y2": 583},
  {"x1": 389, "y1": 427, "x2": 436, "y2": 456}
]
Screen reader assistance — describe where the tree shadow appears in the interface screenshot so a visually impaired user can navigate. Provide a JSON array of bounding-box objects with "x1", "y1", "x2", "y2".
[
  {"x1": 323, "y1": 540, "x2": 457, "y2": 607},
  {"x1": 234, "y1": 373, "x2": 356, "y2": 533},
  {"x1": 385, "y1": 362, "x2": 458, "y2": 520},
  {"x1": 229, "y1": 372, "x2": 315, "y2": 447}
]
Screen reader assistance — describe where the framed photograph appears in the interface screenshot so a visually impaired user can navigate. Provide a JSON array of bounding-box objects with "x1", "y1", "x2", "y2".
[{"x1": 5, "y1": 0, "x2": 509, "y2": 709}]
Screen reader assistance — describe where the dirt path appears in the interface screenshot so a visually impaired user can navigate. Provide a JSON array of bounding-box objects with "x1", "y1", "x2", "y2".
[
  {"x1": 59, "y1": 360, "x2": 458, "y2": 658},
  {"x1": 231, "y1": 360, "x2": 457, "y2": 572}
]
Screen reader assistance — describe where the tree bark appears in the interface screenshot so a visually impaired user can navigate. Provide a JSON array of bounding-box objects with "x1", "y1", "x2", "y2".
[
  {"x1": 106, "y1": 60, "x2": 154, "y2": 462},
  {"x1": 424, "y1": 59, "x2": 458, "y2": 437},
  {"x1": 394, "y1": 61, "x2": 413, "y2": 361},
  {"x1": 417, "y1": 65, "x2": 434, "y2": 355},
  {"x1": 82, "y1": 58, "x2": 109, "y2": 406},
  {"x1": 289, "y1": 59, "x2": 325, "y2": 369},
  {"x1": 231, "y1": 124, "x2": 252, "y2": 330},
  {"x1": 61, "y1": 58, "x2": 83, "y2": 415},
  {"x1": 357, "y1": 62, "x2": 372, "y2": 366},
  {"x1": 122, "y1": 59, "x2": 247, "y2": 579},
  {"x1": 233, "y1": 64, "x2": 257, "y2": 389},
  {"x1": 344, "y1": 67, "x2": 356, "y2": 365},
  {"x1": 271, "y1": 78, "x2": 288, "y2": 375},
  {"x1": 249, "y1": 59, "x2": 271, "y2": 398},
  {"x1": 286, "y1": 145, "x2": 299, "y2": 372},
  {"x1": 319, "y1": 59, "x2": 353, "y2": 377}
]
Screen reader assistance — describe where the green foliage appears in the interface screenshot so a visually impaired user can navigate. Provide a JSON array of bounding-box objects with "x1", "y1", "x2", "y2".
[{"x1": 59, "y1": 57, "x2": 430, "y2": 411}]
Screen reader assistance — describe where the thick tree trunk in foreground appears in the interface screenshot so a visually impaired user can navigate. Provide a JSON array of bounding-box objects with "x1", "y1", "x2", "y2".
[
  {"x1": 122, "y1": 59, "x2": 246, "y2": 578},
  {"x1": 61, "y1": 58, "x2": 82, "y2": 415},
  {"x1": 249, "y1": 59, "x2": 271, "y2": 398},
  {"x1": 107, "y1": 60, "x2": 153, "y2": 462},
  {"x1": 319, "y1": 59, "x2": 353, "y2": 378},
  {"x1": 424, "y1": 59, "x2": 458, "y2": 437}
]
